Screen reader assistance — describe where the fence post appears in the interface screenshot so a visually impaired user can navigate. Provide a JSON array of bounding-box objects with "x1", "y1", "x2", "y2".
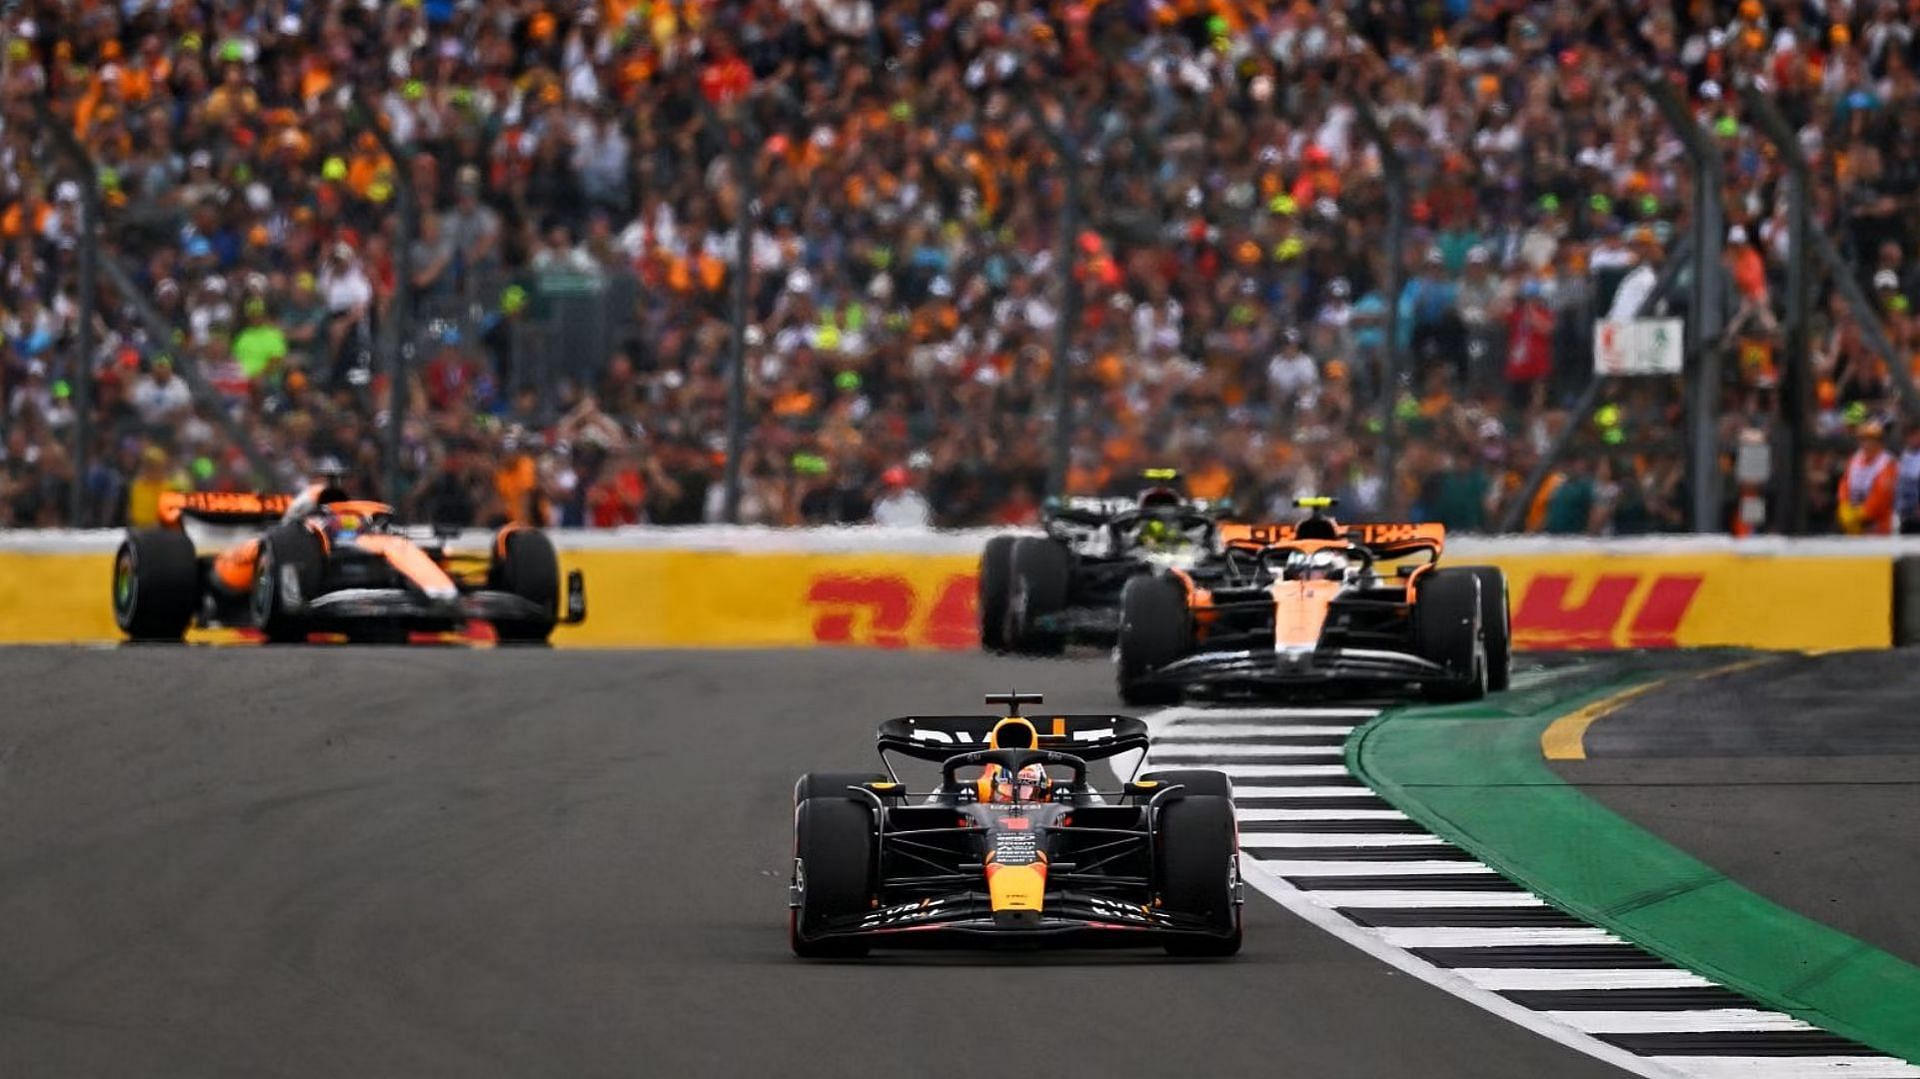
[
  {"x1": 1736, "y1": 81, "x2": 1816, "y2": 534},
  {"x1": 1645, "y1": 75, "x2": 1728, "y2": 532},
  {"x1": 696, "y1": 95, "x2": 757, "y2": 524},
  {"x1": 356, "y1": 101, "x2": 417, "y2": 508},
  {"x1": 1345, "y1": 90, "x2": 1408, "y2": 515},
  {"x1": 1019, "y1": 96, "x2": 1085, "y2": 501},
  {"x1": 27, "y1": 101, "x2": 97, "y2": 523}
]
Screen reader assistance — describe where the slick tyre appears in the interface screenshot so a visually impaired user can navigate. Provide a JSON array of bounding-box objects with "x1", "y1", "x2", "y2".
[
  {"x1": 1005, "y1": 537, "x2": 1070, "y2": 654},
  {"x1": 113, "y1": 529, "x2": 199, "y2": 641},
  {"x1": 1415, "y1": 569, "x2": 1486, "y2": 702},
  {"x1": 252, "y1": 525, "x2": 325, "y2": 643},
  {"x1": 790, "y1": 796, "x2": 876, "y2": 959},
  {"x1": 1117, "y1": 575, "x2": 1189, "y2": 706},
  {"x1": 1461, "y1": 566, "x2": 1511, "y2": 691},
  {"x1": 491, "y1": 527, "x2": 560, "y2": 643},
  {"x1": 792, "y1": 772, "x2": 891, "y2": 805},
  {"x1": 977, "y1": 535, "x2": 1017, "y2": 652},
  {"x1": 1140, "y1": 769, "x2": 1234, "y2": 799},
  {"x1": 1155, "y1": 794, "x2": 1242, "y2": 957}
]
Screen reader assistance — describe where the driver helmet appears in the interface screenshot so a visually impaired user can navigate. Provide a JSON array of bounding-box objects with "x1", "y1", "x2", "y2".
[
  {"x1": 990, "y1": 763, "x2": 1051, "y2": 803},
  {"x1": 1287, "y1": 548, "x2": 1352, "y2": 582},
  {"x1": 322, "y1": 506, "x2": 369, "y2": 542}
]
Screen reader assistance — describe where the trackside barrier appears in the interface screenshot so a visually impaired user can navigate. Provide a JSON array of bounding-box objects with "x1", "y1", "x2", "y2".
[{"x1": 0, "y1": 530, "x2": 1899, "y2": 649}]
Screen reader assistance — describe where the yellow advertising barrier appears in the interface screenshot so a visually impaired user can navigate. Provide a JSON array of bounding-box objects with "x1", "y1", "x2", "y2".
[{"x1": 0, "y1": 546, "x2": 1887, "y2": 650}]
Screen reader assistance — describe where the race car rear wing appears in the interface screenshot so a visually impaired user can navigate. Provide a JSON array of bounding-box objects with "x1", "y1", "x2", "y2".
[
  {"x1": 1218, "y1": 521, "x2": 1446, "y2": 560},
  {"x1": 876, "y1": 714, "x2": 1151, "y2": 764},
  {"x1": 158, "y1": 490, "x2": 294, "y2": 527}
]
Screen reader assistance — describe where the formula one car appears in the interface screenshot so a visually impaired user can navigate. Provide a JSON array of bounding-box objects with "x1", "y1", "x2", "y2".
[
  {"x1": 979, "y1": 471, "x2": 1229, "y2": 654},
  {"x1": 1114, "y1": 498, "x2": 1509, "y2": 706},
  {"x1": 111, "y1": 485, "x2": 586, "y2": 643},
  {"x1": 789, "y1": 692, "x2": 1241, "y2": 957}
]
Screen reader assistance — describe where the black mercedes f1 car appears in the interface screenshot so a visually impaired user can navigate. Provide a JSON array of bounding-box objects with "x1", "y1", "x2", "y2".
[
  {"x1": 978, "y1": 472, "x2": 1229, "y2": 654},
  {"x1": 788, "y1": 692, "x2": 1241, "y2": 957}
]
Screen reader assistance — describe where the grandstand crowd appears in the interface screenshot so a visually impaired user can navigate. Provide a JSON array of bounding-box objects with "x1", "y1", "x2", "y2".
[{"x1": 3, "y1": 0, "x2": 1920, "y2": 533}]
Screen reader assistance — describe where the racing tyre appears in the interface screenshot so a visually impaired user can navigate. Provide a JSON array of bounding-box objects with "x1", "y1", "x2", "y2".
[
  {"x1": 252, "y1": 525, "x2": 325, "y2": 643},
  {"x1": 1462, "y1": 566, "x2": 1511, "y2": 691},
  {"x1": 790, "y1": 796, "x2": 876, "y2": 959},
  {"x1": 977, "y1": 535, "x2": 1017, "y2": 652},
  {"x1": 1415, "y1": 569, "x2": 1486, "y2": 702},
  {"x1": 1117, "y1": 575, "x2": 1189, "y2": 706},
  {"x1": 1155, "y1": 794, "x2": 1242, "y2": 957},
  {"x1": 491, "y1": 527, "x2": 560, "y2": 643},
  {"x1": 1004, "y1": 537, "x2": 1070, "y2": 654},
  {"x1": 113, "y1": 529, "x2": 199, "y2": 641},
  {"x1": 1140, "y1": 769, "x2": 1233, "y2": 800},
  {"x1": 793, "y1": 772, "x2": 892, "y2": 805}
]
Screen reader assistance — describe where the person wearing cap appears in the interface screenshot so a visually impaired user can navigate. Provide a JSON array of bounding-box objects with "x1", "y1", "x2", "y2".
[
  {"x1": 1837, "y1": 421, "x2": 1897, "y2": 534},
  {"x1": 1723, "y1": 224, "x2": 1778, "y2": 340},
  {"x1": 870, "y1": 464, "x2": 932, "y2": 528}
]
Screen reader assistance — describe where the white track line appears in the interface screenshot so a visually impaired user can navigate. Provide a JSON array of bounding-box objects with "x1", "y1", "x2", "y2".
[
  {"x1": 1376, "y1": 926, "x2": 1622, "y2": 949},
  {"x1": 1548, "y1": 1010, "x2": 1815, "y2": 1035},
  {"x1": 1457, "y1": 969, "x2": 1719, "y2": 992},
  {"x1": 1239, "y1": 832, "x2": 1451, "y2": 850},
  {"x1": 1236, "y1": 807, "x2": 1409, "y2": 822},
  {"x1": 1310, "y1": 890, "x2": 1547, "y2": 909},
  {"x1": 1257, "y1": 859, "x2": 1497, "y2": 876},
  {"x1": 1645, "y1": 1059, "x2": 1920, "y2": 1078}
]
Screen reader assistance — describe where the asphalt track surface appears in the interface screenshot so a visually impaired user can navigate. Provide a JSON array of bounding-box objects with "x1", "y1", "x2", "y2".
[
  {"x1": 0, "y1": 646, "x2": 1640, "y2": 1078},
  {"x1": 1561, "y1": 648, "x2": 1920, "y2": 967}
]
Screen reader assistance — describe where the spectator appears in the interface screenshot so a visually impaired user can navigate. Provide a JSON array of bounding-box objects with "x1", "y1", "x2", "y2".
[
  {"x1": 1838, "y1": 422, "x2": 1897, "y2": 534},
  {"x1": 871, "y1": 466, "x2": 933, "y2": 528},
  {"x1": 131, "y1": 357, "x2": 193, "y2": 428}
]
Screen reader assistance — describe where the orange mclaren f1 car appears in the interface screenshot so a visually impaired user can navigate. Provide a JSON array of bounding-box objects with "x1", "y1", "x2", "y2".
[
  {"x1": 112, "y1": 485, "x2": 585, "y2": 643},
  {"x1": 1113, "y1": 498, "x2": 1509, "y2": 706},
  {"x1": 789, "y1": 692, "x2": 1240, "y2": 957}
]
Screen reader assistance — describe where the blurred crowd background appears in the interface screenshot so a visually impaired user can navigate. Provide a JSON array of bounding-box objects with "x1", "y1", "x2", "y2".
[{"x1": 4, "y1": 0, "x2": 1920, "y2": 533}]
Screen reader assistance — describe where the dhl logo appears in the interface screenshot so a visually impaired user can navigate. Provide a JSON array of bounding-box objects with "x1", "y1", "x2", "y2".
[
  {"x1": 1510, "y1": 572, "x2": 1702, "y2": 650},
  {"x1": 806, "y1": 571, "x2": 1704, "y2": 652}
]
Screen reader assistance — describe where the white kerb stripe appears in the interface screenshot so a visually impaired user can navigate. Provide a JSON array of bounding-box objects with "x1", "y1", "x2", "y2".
[
  {"x1": 1157, "y1": 707, "x2": 1382, "y2": 723},
  {"x1": 1236, "y1": 807, "x2": 1408, "y2": 822},
  {"x1": 1234, "y1": 786, "x2": 1385, "y2": 800},
  {"x1": 1647, "y1": 1058, "x2": 1920, "y2": 1078},
  {"x1": 1257, "y1": 860, "x2": 1495, "y2": 876},
  {"x1": 1375, "y1": 926, "x2": 1622, "y2": 948},
  {"x1": 1313, "y1": 891, "x2": 1546, "y2": 909},
  {"x1": 1202, "y1": 763, "x2": 1352, "y2": 779},
  {"x1": 1457, "y1": 968, "x2": 1717, "y2": 992},
  {"x1": 1547, "y1": 1010, "x2": 1814, "y2": 1035},
  {"x1": 1234, "y1": 858, "x2": 1682, "y2": 1078},
  {"x1": 1152, "y1": 744, "x2": 1344, "y2": 760},
  {"x1": 1154, "y1": 723, "x2": 1357, "y2": 739},
  {"x1": 1240, "y1": 833, "x2": 1451, "y2": 849}
]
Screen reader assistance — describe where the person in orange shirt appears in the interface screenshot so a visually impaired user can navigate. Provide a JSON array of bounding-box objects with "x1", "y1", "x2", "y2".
[{"x1": 1837, "y1": 422, "x2": 1897, "y2": 534}]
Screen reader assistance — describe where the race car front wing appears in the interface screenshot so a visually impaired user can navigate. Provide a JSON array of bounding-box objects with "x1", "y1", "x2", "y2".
[
  {"x1": 1136, "y1": 646, "x2": 1450, "y2": 694},
  {"x1": 793, "y1": 887, "x2": 1235, "y2": 948}
]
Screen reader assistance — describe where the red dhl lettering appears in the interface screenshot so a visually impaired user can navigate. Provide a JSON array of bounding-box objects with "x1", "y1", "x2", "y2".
[
  {"x1": 1511, "y1": 573, "x2": 1701, "y2": 650},
  {"x1": 806, "y1": 569, "x2": 1706, "y2": 652},
  {"x1": 806, "y1": 574, "x2": 976, "y2": 650}
]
